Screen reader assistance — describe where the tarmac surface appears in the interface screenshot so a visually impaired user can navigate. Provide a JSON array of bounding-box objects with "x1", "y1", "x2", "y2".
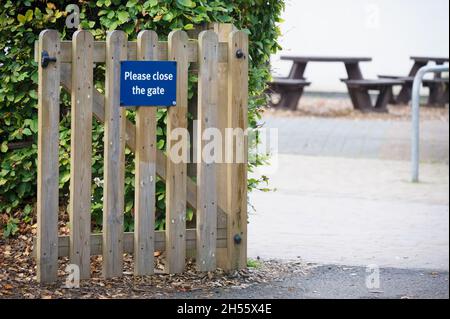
[
  {"x1": 239, "y1": 115, "x2": 449, "y2": 299},
  {"x1": 174, "y1": 265, "x2": 449, "y2": 299}
]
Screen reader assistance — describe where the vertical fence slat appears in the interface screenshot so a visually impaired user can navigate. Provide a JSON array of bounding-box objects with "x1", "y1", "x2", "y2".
[
  {"x1": 69, "y1": 30, "x2": 93, "y2": 280},
  {"x1": 103, "y1": 30, "x2": 127, "y2": 278},
  {"x1": 212, "y1": 23, "x2": 237, "y2": 270},
  {"x1": 134, "y1": 30, "x2": 158, "y2": 276},
  {"x1": 227, "y1": 31, "x2": 249, "y2": 270},
  {"x1": 196, "y1": 31, "x2": 219, "y2": 271},
  {"x1": 37, "y1": 30, "x2": 61, "y2": 283},
  {"x1": 166, "y1": 30, "x2": 189, "y2": 274}
]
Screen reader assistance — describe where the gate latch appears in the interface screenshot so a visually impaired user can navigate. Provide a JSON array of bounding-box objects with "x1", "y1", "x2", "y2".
[{"x1": 41, "y1": 51, "x2": 57, "y2": 68}]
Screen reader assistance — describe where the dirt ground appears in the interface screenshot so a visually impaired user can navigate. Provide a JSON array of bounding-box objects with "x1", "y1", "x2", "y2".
[
  {"x1": 0, "y1": 234, "x2": 309, "y2": 299},
  {"x1": 266, "y1": 96, "x2": 449, "y2": 121}
]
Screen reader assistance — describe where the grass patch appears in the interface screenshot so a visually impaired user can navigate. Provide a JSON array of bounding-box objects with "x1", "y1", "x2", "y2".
[{"x1": 247, "y1": 259, "x2": 262, "y2": 269}]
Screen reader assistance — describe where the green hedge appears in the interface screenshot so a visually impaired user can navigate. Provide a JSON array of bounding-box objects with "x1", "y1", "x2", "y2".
[{"x1": 0, "y1": 0, "x2": 284, "y2": 237}]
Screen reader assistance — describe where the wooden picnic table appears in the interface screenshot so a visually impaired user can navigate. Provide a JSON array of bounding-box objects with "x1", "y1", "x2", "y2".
[
  {"x1": 394, "y1": 56, "x2": 449, "y2": 105},
  {"x1": 276, "y1": 55, "x2": 399, "y2": 112},
  {"x1": 410, "y1": 56, "x2": 449, "y2": 65},
  {"x1": 281, "y1": 55, "x2": 372, "y2": 80}
]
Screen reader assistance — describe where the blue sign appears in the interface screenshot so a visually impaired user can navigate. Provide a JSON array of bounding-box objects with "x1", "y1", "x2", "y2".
[{"x1": 120, "y1": 61, "x2": 177, "y2": 107}]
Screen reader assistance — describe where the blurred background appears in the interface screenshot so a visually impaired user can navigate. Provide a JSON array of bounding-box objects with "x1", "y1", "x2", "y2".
[{"x1": 272, "y1": 0, "x2": 449, "y2": 93}]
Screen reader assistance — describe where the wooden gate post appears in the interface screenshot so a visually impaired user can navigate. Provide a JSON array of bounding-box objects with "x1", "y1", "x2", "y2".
[
  {"x1": 103, "y1": 30, "x2": 127, "y2": 278},
  {"x1": 196, "y1": 30, "x2": 219, "y2": 271},
  {"x1": 226, "y1": 30, "x2": 249, "y2": 270},
  {"x1": 134, "y1": 30, "x2": 158, "y2": 276},
  {"x1": 69, "y1": 30, "x2": 94, "y2": 280},
  {"x1": 210, "y1": 23, "x2": 237, "y2": 271},
  {"x1": 37, "y1": 30, "x2": 61, "y2": 283},
  {"x1": 166, "y1": 30, "x2": 189, "y2": 274}
]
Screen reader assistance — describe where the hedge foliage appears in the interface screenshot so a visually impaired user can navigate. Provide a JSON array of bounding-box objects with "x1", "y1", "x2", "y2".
[{"x1": 0, "y1": 0, "x2": 284, "y2": 237}]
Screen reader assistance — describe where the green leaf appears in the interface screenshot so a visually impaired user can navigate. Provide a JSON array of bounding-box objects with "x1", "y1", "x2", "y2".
[
  {"x1": 163, "y1": 12, "x2": 174, "y2": 22},
  {"x1": 60, "y1": 171, "x2": 71, "y2": 184},
  {"x1": 109, "y1": 21, "x2": 119, "y2": 30},
  {"x1": 30, "y1": 118, "x2": 38, "y2": 133},
  {"x1": 31, "y1": 72, "x2": 38, "y2": 84},
  {"x1": 4, "y1": 218, "x2": 19, "y2": 238},
  {"x1": 23, "y1": 204, "x2": 33, "y2": 215},
  {"x1": 17, "y1": 14, "x2": 26, "y2": 24},
  {"x1": 1, "y1": 141, "x2": 8, "y2": 153},
  {"x1": 126, "y1": 0, "x2": 138, "y2": 7},
  {"x1": 29, "y1": 90, "x2": 37, "y2": 99},
  {"x1": 186, "y1": 207, "x2": 194, "y2": 221},
  {"x1": 117, "y1": 11, "x2": 130, "y2": 24},
  {"x1": 157, "y1": 139, "x2": 165, "y2": 150},
  {"x1": 125, "y1": 200, "x2": 133, "y2": 212},
  {"x1": 177, "y1": 0, "x2": 195, "y2": 8},
  {"x1": 17, "y1": 183, "x2": 28, "y2": 197},
  {"x1": 25, "y1": 9, "x2": 33, "y2": 22}
]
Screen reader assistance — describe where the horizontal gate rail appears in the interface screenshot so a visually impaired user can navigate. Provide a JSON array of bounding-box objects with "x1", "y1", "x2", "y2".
[
  {"x1": 35, "y1": 40, "x2": 229, "y2": 64},
  {"x1": 33, "y1": 229, "x2": 227, "y2": 258}
]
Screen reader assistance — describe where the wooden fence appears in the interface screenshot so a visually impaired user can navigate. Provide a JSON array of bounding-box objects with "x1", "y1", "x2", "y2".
[{"x1": 34, "y1": 24, "x2": 248, "y2": 283}]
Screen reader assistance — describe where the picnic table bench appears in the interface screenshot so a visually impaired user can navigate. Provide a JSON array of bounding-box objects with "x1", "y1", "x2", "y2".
[
  {"x1": 268, "y1": 78, "x2": 311, "y2": 110},
  {"x1": 341, "y1": 79, "x2": 404, "y2": 112},
  {"x1": 381, "y1": 56, "x2": 449, "y2": 106},
  {"x1": 269, "y1": 55, "x2": 401, "y2": 112},
  {"x1": 379, "y1": 75, "x2": 449, "y2": 106}
]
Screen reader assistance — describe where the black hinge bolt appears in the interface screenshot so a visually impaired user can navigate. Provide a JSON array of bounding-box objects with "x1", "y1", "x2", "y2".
[
  {"x1": 41, "y1": 50, "x2": 57, "y2": 68},
  {"x1": 234, "y1": 234, "x2": 242, "y2": 245},
  {"x1": 236, "y1": 49, "x2": 245, "y2": 59}
]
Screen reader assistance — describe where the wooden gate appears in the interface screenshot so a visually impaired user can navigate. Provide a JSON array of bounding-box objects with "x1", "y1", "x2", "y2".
[{"x1": 34, "y1": 24, "x2": 248, "y2": 283}]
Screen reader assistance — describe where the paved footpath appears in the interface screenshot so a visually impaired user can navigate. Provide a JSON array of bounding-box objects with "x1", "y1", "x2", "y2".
[
  {"x1": 262, "y1": 117, "x2": 449, "y2": 162},
  {"x1": 249, "y1": 155, "x2": 449, "y2": 270},
  {"x1": 244, "y1": 116, "x2": 449, "y2": 298}
]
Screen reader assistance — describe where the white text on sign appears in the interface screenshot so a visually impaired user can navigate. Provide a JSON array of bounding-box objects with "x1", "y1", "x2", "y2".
[
  {"x1": 124, "y1": 71, "x2": 174, "y2": 81},
  {"x1": 132, "y1": 86, "x2": 165, "y2": 97}
]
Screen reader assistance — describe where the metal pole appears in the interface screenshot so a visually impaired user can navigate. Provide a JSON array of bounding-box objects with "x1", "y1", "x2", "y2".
[{"x1": 411, "y1": 65, "x2": 449, "y2": 183}]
